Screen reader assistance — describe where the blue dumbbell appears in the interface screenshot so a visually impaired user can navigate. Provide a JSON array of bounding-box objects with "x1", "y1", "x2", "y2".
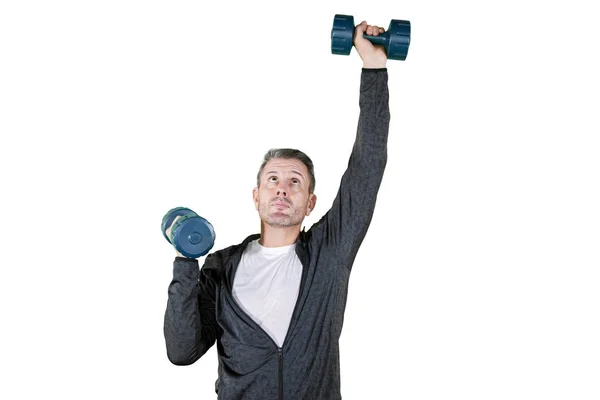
[
  {"x1": 161, "y1": 207, "x2": 215, "y2": 258},
  {"x1": 331, "y1": 14, "x2": 411, "y2": 61}
]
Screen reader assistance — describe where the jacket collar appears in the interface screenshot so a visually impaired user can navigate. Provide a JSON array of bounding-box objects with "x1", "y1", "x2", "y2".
[{"x1": 223, "y1": 229, "x2": 310, "y2": 287}]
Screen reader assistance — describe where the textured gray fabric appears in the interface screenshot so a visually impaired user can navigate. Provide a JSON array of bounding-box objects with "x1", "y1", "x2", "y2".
[{"x1": 164, "y1": 69, "x2": 390, "y2": 400}]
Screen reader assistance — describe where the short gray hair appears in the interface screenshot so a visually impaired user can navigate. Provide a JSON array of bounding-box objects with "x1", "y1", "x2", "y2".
[{"x1": 257, "y1": 148, "x2": 316, "y2": 193}]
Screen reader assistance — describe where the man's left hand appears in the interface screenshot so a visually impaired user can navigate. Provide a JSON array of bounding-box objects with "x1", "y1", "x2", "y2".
[{"x1": 353, "y1": 21, "x2": 388, "y2": 69}]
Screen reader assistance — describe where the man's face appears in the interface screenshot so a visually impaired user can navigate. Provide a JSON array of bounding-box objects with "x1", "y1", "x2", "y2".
[{"x1": 253, "y1": 158, "x2": 317, "y2": 228}]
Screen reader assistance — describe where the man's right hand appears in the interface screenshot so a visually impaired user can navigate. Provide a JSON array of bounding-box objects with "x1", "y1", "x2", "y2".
[{"x1": 166, "y1": 216, "x2": 185, "y2": 257}]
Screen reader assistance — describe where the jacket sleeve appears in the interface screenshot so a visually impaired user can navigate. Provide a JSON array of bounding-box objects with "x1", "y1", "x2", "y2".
[
  {"x1": 164, "y1": 255, "x2": 219, "y2": 365},
  {"x1": 311, "y1": 68, "x2": 390, "y2": 268}
]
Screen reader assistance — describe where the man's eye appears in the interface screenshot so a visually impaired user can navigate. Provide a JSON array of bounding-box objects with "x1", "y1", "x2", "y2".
[
  {"x1": 292, "y1": 179, "x2": 299, "y2": 184},
  {"x1": 268, "y1": 176, "x2": 278, "y2": 182}
]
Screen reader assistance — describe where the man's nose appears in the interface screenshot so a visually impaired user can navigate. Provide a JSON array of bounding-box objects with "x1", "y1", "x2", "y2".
[{"x1": 276, "y1": 183, "x2": 288, "y2": 197}]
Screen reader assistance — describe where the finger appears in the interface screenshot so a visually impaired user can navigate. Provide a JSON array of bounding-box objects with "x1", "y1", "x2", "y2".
[{"x1": 371, "y1": 25, "x2": 385, "y2": 36}]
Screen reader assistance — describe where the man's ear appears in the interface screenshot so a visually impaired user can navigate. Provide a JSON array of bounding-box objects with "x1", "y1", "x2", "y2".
[
  {"x1": 252, "y1": 187, "x2": 259, "y2": 210},
  {"x1": 306, "y1": 193, "x2": 317, "y2": 216}
]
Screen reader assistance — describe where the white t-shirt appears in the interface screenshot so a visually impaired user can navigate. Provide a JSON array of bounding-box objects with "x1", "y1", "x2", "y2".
[{"x1": 232, "y1": 239, "x2": 302, "y2": 347}]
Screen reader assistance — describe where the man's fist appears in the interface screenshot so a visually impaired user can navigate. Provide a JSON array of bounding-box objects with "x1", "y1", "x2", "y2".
[
  {"x1": 353, "y1": 21, "x2": 388, "y2": 69},
  {"x1": 165, "y1": 216, "x2": 185, "y2": 257}
]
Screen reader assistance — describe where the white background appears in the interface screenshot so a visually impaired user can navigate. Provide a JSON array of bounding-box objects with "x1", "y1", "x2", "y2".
[{"x1": 1, "y1": 0, "x2": 599, "y2": 399}]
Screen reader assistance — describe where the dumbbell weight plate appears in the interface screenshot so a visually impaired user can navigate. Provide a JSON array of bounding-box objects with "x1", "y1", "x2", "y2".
[
  {"x1": 387, "y1": 19, "x2": 411, "y2": 61},
  {"x1": 331, "y1": 14, "x2": 355, "y2": 56},
  {"x1": 170, "y1": 214, "x2": 216, "y2": 258},
  {"x1": 161, "y1": 207, "x2": 197, "y2": 244}
]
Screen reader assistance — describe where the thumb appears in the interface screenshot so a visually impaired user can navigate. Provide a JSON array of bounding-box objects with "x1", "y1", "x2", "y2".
[
  {"x1": 354, "y1": 21, "x2": 367, "y2": 39},
  {"x1": 353, "y1": 21, "x2": 371, "y2": 51}
]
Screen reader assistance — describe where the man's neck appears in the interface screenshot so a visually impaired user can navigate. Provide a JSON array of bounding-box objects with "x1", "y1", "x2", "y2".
[{"x1": 259, "y1": 223, "x2": 301, "y2": 248}]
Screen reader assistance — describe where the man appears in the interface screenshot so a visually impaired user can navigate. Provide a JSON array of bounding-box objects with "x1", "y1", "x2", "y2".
[{"x1": 164, "y1": 20, "x2": 391, "y2": 400}]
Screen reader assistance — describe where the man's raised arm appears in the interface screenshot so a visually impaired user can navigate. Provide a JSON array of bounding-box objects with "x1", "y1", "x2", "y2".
[{"x1": 311, "y1": 22, "x2": 391, "y2": 268}]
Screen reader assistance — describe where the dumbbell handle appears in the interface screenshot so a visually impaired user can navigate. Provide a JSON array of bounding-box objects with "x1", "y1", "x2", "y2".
[{"x1": 361, "y1": 32, "x2": 390, "y2": 48}]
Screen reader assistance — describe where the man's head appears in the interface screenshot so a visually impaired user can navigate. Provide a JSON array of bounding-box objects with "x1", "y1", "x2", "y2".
[{"x1": 253, "y1": 149, "x2": 317, "y2": 228}]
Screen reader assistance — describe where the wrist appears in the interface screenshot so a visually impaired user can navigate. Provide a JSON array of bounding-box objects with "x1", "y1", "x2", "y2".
[
  {"x1": 363, "y1": 62, "x2": 387, "y2": 69},
  {"x1": 362, "y1": 65, "x2": 387, "y2": 70}
]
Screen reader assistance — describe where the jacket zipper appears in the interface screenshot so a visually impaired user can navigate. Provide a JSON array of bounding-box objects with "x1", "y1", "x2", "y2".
[
  {"x1": 278, "y1": 347, "x2": 283, "y2": 400},
  {"x1": 224, "y1": 278, "x2": 288, "y2": 399},
  {"x1": 224, "y1": 288, "x2": 287, "y2": 398}
]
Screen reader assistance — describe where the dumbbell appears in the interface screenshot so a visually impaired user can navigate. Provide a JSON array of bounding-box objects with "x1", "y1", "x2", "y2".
[
  {"x1": 331, "y1": 14, "x2": 411, "y2": 61},
  {"x1": 161, "y1": 206, "x2": 216, "y2": 258}
]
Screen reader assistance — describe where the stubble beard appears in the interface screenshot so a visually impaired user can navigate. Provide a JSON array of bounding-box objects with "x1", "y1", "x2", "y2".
[{"x1": 260, "y1": 203, "x2": 302, "y2": 228}]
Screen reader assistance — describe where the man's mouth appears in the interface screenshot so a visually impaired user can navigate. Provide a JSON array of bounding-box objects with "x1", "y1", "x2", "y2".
[{"x1": 271, "y1": 197, "x2": 291, "y2": 207}]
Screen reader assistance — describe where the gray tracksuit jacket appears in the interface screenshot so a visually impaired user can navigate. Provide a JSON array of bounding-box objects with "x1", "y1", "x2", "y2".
[{"x1": 164, "y1": 69, "x2": 390, "y2": 400}]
